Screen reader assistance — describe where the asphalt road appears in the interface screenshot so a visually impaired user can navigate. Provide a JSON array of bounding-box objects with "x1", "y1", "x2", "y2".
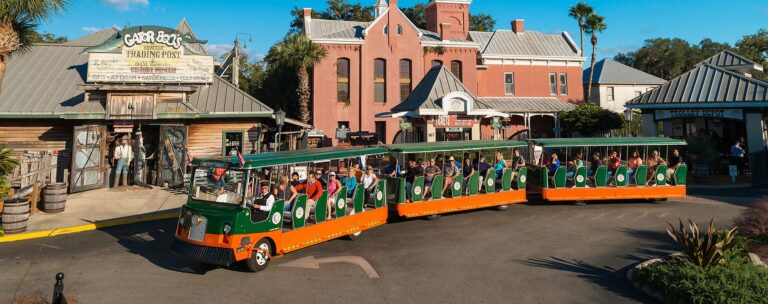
[{"x1": 0, "y1": 198, "x2": 747, "y2": 304}]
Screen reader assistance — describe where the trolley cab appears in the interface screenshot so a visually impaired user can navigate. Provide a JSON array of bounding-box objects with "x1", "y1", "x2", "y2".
[
  {"x1": 525, "y1": 137, "x2": 688, "y2": 202},
  {"x1": 171, "y1": 147, "x2": 390, "y2": 272},
  {"x1": 383, "y1": 140, "x2": 528, "y2": 218}
]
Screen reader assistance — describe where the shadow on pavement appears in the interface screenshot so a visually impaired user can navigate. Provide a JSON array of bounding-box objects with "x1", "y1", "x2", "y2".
[
  {"x1": 512, "y1": 256, "x2": 654, "y2": 303},
  {"x1": 616, "y1": 228, "x2": 677, "y2": 264},
  {"x1": 102, "y1": 219, "x2": 220, "y2": 275}
]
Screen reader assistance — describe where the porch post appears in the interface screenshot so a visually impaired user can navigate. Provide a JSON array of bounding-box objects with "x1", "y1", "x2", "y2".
[{"x1": 554, "y1": 113, "x2": 561, "y2": 138}]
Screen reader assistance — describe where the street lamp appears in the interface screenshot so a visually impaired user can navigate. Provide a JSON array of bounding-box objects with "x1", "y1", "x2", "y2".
[
  {"x1": 275, "y1": 109, "x2": 286, "y2": 152},
  {"x1": 624, "y1": 108, "x2": 634, "y2": 137}
]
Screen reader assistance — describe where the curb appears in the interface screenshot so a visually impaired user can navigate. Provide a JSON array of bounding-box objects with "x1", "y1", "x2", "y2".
[
  {"x1": 0, "y1": 208, "x2": 180, "y2": 243},
  {"x1": 627, "y1": 258, "x2": 670, "y2": 304},
  {"x1": 749, "y1": 253, "x2": 768, "y2": 269}
]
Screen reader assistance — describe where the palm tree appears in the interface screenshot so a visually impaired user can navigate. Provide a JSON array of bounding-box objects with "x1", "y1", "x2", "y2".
[
  {"x1": 568, "y1": 2, "x2": 594, "y2": 56},
  {"x1": 0, "y1": 146, "x2": 18, "y2": 175},
  {"x1": 265, "y1": 33, "x2": 328, "y2": 124},
  {"x1": 585, "y1": 14, "x2": 606, "y2": 103},
  {"x1": 0, "y1": 0, "x2": 68, "y2": 93}
]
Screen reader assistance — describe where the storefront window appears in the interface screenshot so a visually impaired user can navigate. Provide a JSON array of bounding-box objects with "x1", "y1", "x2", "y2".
[{"x1": 223, "y1": 131, "x2": 244, "y2": 156}]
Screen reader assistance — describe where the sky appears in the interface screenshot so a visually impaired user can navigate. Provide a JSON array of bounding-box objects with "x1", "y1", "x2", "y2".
[{"x1": 39, "y1": 0, "x2": 768, "y2": 62}]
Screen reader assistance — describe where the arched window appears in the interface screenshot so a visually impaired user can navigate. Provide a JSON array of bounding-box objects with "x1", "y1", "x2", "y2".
[
  {"x1": 374, "y1": 59, "x2": 387, "y2": 103},
  {"x1": 397, "y1": 25, "x2": 403, "y2": 36},
  {"x1": 336, "y1": 58, "x2": 350, "y2": 103},
  {"x1": 431, "y1": 60, "x2": 443, "y2": 67},
  {"x1": 450, "y1": 60, "x2": 463, "y2": 81},
  {"x1": 399, "y1": 59, "x2": 412, "y2": 101},
  {"x1": 384, "y1": 25, "x2": 389, "y2": 35}
]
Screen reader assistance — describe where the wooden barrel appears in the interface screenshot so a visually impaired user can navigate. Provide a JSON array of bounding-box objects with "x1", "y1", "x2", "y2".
[
  {"x1": 44, "y1": 183, "x2": 68, "y2": 213},
  {"x1": 2, "y1": 198, "x2": 30, "y2": 234}
]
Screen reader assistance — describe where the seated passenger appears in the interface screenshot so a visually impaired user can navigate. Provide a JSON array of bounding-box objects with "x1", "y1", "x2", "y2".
[
  {"x1": 294, "y1": 173, "x2": 323, "y2": 212},
  {"x1": 548, "y1": 153, "x2": 560, "y2": 176},
  {"x1": 494, "y1": 152, "x2": 508, "y2": 180},
  {"x1": 424, "y1": 158, "x2": 441, "y2": 198},
  {"x1": 290, "y1": 172, "x2": 302, "y2": 188},
  {"x1": 646, "y1": 150, "x2": 666, "y2": 186},
  {"x1": 607, "y1": 151, "x2": 621, "y2": 181},
  {"x1": 666, "y1": 149, "x2": 684, "y2": 184},
  {"x1": 442, "y1": 156, "x2": 461, "y2": 196},
  {"x1": 362, "y1": 165, "x2": 380, "y2": 205},
  {"x1": 326, "y1": 172, "x2": 342, "y2": 218},
  {"x1": 627, "y1": 151, "x2": 642, "y2": 184},
  {"x1": 251, "y1": 182, "x2": 275, "y2": 222},
  {"x1": 344, "y1": 169, "x2": 358, "y2": 198},
  {"x1": 462, "y1": 157, "x2": 475, "y2": 192},
  {"x1": 474, "y1": 156, "x2": 491, "y2": 191},
  {"x1": 588, "y1": 151, "x2": 603, "y2": 177},
  {"x1": 208, "y1": 167, "x2": 226, "y2": 190},
  {"x1": 276, "y1": 176, "x2": 298, "y2": 212},
  {"x1": 566, "y1": 153, "x2": 584, "y2": 178},
  {"x1": 384, "y1": 155, "x2": 401, "y2": 177}
]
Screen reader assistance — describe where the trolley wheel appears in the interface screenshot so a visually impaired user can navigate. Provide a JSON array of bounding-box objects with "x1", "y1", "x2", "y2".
[
  {"x1": 426, "y1": 214, "x2": 441, "y2": 221},
  {"x1": 496, "y1": 204, "x2": 510, "y2": 211},
  {"x1": 345, "y1": 230, "x2": 363, "y2": 241},
  {"x1": 242, "y1": 238, "x2": 272, "y2": 272}
]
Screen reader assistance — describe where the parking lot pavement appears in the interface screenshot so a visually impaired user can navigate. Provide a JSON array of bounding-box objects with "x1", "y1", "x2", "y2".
[{"x1": 0, "y1": 198, "x2": 745, "y2": 304}]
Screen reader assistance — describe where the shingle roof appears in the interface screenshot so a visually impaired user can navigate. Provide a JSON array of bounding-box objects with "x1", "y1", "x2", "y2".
[
  {"x1": 310, "y1": 19, "x2": 368, "y2": 40},
  {"x1": 470, "y1": 30, "x2": 580, "y2": 58},
  {"x1": 478, "y1": 97, "x2": 576, "y2": 113},
  {"x1": 0, "y1": 23, "x2": 272, "y2": 118},
  {"x1": 584, "y1": 59, "x2": 666, "y2": 85},
  {"x1": 697, "y1": 50, "x2": 763, "y2": 71},
  {"x1": 391, "y1": 65, "x2": 489, "y2": 111},
  {"x1": 626, "y1": 63, "x2": 768, "y2": 107}
]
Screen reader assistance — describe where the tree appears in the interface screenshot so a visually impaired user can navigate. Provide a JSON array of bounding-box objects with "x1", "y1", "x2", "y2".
[
  {"x1": 264, "y1": 34, "x2": 327, "y2": 124},
  {"x1": 28, "y1": 30, "x2": 67, "y2": 43},
  {"x1": 560, "y1": 104, "x2": 624, "y2": 136},
  {"x1": 736, "y1": 29, "x2": 768, "y2": 80},
  {"x1": 289, "y1": 0, "x2": 374, "y2": 33},
  {"x1": 614, "y1": 38, "x2": 735, "y2": 80},
  {"x1": 0, "y1": 0, "x2": 68, "y2": 93},
  {"x1": 568, "y1": 2, "x2": 594, "y2": 56},
  {"x1": 584, "y1": 14, "x2": 606, "y2": 102},
  {"x1": 469, "y1": 13, "x2": 495, "y2": 32},
  {"x1": 401, "y1": 3, "x2": 426, "y2": 29}
]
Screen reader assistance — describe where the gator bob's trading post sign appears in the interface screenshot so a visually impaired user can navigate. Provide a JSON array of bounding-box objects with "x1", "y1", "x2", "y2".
[{"x1": 85, "y1": 26, "x2": 214, "y2": 84}]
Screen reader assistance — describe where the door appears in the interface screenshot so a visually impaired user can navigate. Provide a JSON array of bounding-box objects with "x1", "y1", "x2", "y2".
[
  {"x1": 70, "y1": 125, "x2": 107, "y2": 193},
  {"x1": 158, "y1": 125, "x2": 188, "y2": 187}
]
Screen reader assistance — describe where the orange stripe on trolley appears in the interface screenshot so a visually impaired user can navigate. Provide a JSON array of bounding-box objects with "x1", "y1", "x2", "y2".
[
  {"x1": 541, "y1": 186, "x2": 686, "y2": 201},
  {"x1": 397, "y1": 190, "x2": 527, "y2": 218}
]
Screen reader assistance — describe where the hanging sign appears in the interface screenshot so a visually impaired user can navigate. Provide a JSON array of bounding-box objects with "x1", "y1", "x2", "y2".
[
  {"x1": 654, "y1": 109, "x2": 743, "y2": 121},
  {"x1": 85, "y1": 27, "x2": 214, "y2": 84},
  {"x1": 491, "y1": 117, "x2": 502, "y2": 130},
  {"x1": 433, "y1": 115, "x2": 475, "y2": 128}
]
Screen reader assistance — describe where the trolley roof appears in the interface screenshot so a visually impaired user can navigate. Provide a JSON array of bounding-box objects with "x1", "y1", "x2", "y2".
[
  {"x1": 526, "y1": 137, "x2": 686, "y2": 148},
  {"x1": 385, "y1": 140, "x2": 527, "y2": 154},
  {"x1": 192, "y1": 146, "x2": 389, "y2": 168}
]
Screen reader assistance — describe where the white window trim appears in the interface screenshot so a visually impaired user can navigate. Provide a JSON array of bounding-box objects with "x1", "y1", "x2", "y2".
[
  {"x1": 549, "y1": 73, "x2": 557, "y2": 96},
  {"x1": 559, "y1": 73, "x2": 568, "y2": 96},
  {"x1": 607, "y1": 87, "x2": 615, "y2": 101},
  {"x1": 504, "y1": 72, "x2": 515, "y2": 95}
]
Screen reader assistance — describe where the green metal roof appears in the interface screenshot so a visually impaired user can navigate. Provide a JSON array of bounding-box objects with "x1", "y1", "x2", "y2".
[
  {"x1": 192, "y1": 146, "x2": 389, "y2": 168},
  {"x1": 526, "y1": 137, "x2": 686, "y2": 147},
  {"x1": 385, "y1": 140, "x2": 527, "y2": 154}
]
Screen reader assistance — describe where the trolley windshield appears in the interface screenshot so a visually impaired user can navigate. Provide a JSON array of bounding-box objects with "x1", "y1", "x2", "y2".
[{"x1": 190, "y1": 162, "x2": 246, "y2": 205}]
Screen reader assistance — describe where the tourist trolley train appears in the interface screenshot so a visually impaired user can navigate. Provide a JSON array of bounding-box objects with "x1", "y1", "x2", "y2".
[{"x1": 172, "y1": 138, "x2": 687, "y2": 272}]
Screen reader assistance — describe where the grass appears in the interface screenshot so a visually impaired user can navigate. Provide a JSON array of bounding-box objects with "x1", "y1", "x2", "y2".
[{"x1": 632, "y1": 238, "x2": 768, "y2": 304}]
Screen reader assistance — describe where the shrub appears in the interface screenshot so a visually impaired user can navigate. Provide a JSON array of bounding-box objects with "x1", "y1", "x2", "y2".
[
  {"x1": 559, "y1": 103, "x2": 624, "y2": 136},
  {"x1": 734, "y1": 201, "x2": 768, "y2": 242},
  {"x1": 666, "y1": 219, "x2": 738, "y2": 268}
]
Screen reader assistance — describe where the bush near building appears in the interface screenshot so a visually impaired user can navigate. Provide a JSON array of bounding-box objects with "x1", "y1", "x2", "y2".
[{"x1": 559, "y1": 103, "x2": 624, "y2": 136}]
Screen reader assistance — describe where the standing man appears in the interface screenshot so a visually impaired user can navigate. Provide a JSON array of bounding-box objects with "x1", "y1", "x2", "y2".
[
  {"x1": 113, "y1": 136, "x2": 133, "y2": 187},
  {"x1": 730, "y1": 138, "x2": 746, "y2": 176}
]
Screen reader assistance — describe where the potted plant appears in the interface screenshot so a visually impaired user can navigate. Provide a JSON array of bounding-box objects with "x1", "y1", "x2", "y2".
[{"x1": 686, "y1": 134, "x2": 722, "y2": 184}]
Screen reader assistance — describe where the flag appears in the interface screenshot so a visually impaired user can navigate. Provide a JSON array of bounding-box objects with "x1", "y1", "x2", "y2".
[{"x1": 237, "y1": 151, "x2": 246, "y2": 168}]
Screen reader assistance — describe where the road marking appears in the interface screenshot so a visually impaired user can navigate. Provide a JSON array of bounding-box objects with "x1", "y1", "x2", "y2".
[
  {"x1": 279, "y1": 255, "x2": 380, "y2": 279},
  {"x1": 544, "y1": 214, "x2": 559, "y2": 220},
  {"x1": 658, "y1": 212, "x2": 669, "y2": 218},
  {"x1": 590, "y1": 213, "x2": 607, "y2": 220},
  {"x1": 637, "y1": 211, "x2": 648, "y2": 219},
  {"x1": 41, "y1": 244, "x2": 61, "y2": 250},
  {"x1": 613, "y1": 213, "x2": 626, "y2": 220}
]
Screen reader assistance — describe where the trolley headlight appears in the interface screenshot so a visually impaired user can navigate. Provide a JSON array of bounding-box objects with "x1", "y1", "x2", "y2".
[{"x1": 223, "y1": 224, "x2": 232, "y2": 234}]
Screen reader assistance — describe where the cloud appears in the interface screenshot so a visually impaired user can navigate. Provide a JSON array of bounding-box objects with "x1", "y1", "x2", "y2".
[
  {"x1": 599, "y1": 45, "x2": 639, "y2": 56},
  {"x1": 205, "y1": 44, "x2": 234, "y2": 58},
  {"x1": 81, "y1": 26, "x2": 101, "y2": 33},
  {"x1": 101, "y1": 0, "x2": 148, "y2": 11}
]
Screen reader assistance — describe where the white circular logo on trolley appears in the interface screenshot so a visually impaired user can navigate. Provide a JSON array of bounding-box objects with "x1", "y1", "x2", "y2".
[
  {"x1": 487, "y1": 178, "x2": 494, "y2": 186},
  {"x1": 376, "y1": 191, "x2": 384, "y2": 201},
  {"x1": 295, "y1": 207, "x2": 304, "y2": 219},
  {"x1": 617, "y1": 175, "x2": 625, "y2": 182},
  {"x1": 414, "y1": 186, "x2": 422, "y2": 195},
  {"x1": 337, "y1": 198, "x2": 345, "y2": 209},
  {"x1": 271, "y1": 213, "x2": 281, "y2": 225},
  {"x1": 576, "y1": 175, "x2": 584, "y2": 183},
  {"x1": 453, "y1": 182, "x2": 461, "y2": 191},
  {"x1": 520, "y1": 175, "x2": 527, "y2": 183},
  {"x1": 657, "y1": 174, "x2": 665, "y2": 181}
]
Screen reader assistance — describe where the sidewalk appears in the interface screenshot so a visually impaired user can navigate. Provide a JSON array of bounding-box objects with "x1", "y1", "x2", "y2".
[{"x1": 1, "y1": 186, "x2": 185, "y2": 243}]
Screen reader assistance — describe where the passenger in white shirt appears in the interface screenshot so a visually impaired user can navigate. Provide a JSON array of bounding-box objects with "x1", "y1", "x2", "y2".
[{"x1": 362, "y1": 166, "x2": 379, "y2": 206}]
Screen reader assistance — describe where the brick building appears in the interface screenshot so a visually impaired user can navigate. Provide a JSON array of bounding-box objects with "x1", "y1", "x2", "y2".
[{"x1": 304, "y1": 0, "x2": 585, "y2": 145}]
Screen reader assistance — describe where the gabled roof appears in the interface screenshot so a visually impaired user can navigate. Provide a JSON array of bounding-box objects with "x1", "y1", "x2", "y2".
[
  {"x1": 391, "y1": 65, "x2": 489, "y2": 112},
  {"x1": 469, "y1": 30, "x2": 581, "y2": 58},
  {"x1": 0, "y1": 21, "x2": 272, "y2": 118},
  {"x1": 584, "y1": 59, "x2": 666, "y2": 85},
  {"x1": 626, "y1": 63, "x2": 768, "y2": 108},
  {"x1": 697, "y1": 50, "x2": 763, "y2": 72},
  {"x1": 310, "y1": 19, "x2": 368, "y2": 40},
  {"x1": 478, "y1": 97, "x2": 576, "y2": 113}
]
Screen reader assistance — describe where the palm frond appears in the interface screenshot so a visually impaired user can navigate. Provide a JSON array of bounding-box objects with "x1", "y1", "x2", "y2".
[{"x1": 0, "y1": 146, "x2": 19, "y2": 175}]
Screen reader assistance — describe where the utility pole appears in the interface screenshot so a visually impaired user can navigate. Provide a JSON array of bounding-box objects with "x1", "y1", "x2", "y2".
[{"x1": 232, "y1": 39, "x2": 240, "y2": 88}]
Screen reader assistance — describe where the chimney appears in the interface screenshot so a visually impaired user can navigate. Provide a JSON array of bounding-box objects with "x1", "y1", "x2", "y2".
[
  {"x1": 440, "y1": 22, "x2": 452, "y2": 41},
  {"x1": 512, "y1": 19, "x2": 524, "y2": 33},
  {"x1": 303, "y1": 8, "x2": 312, "y2": 37}
]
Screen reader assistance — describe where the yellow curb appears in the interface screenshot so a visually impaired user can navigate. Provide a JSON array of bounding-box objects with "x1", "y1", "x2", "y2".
[{"x1": 0, "y1": 209, "x2": 180, "y2": 243}]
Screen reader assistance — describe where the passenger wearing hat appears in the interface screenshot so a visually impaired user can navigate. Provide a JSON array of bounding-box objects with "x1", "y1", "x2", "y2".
[
  {"x1": 113, "y1": 135, "x2": 134, "y2": 187},
  {"x1": 442, "y1": 156, "x2": 460, "y2": 197},
  {"x1": 250, "y1": 181, "x2": 275, "y2": 222}
]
